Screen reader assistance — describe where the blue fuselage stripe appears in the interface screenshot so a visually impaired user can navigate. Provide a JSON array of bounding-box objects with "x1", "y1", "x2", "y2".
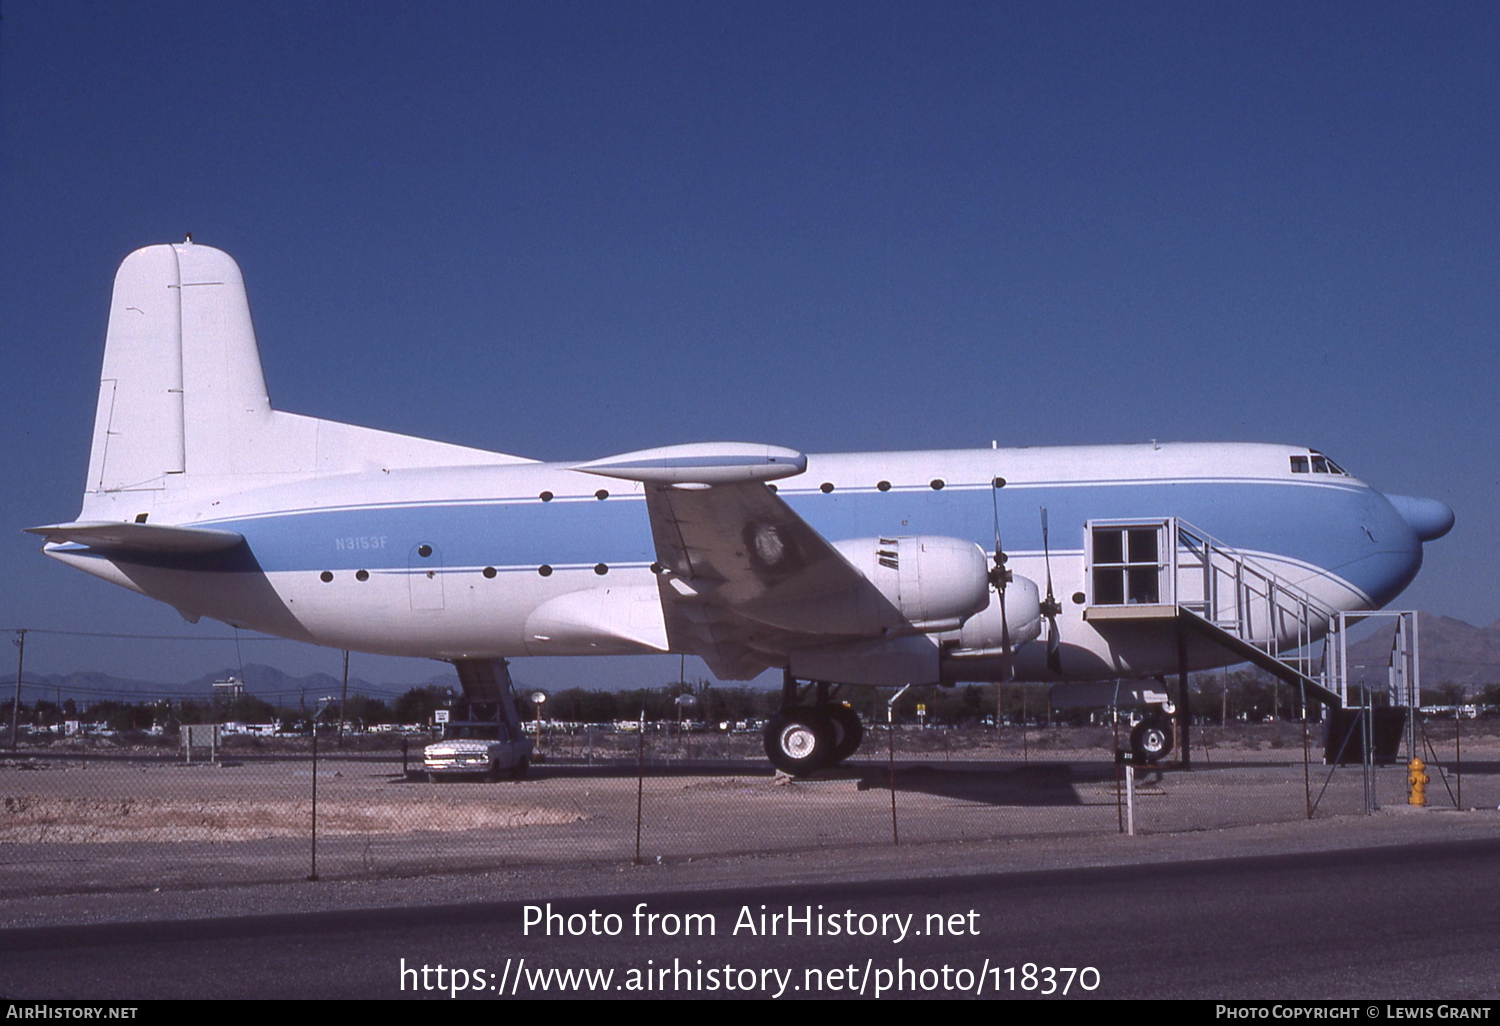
[{"x1": 206, "y1": 478, "x2": 1421, "y2": 606}]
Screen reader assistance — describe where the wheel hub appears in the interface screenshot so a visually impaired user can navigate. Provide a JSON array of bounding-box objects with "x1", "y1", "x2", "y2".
[{"x1": 779, "y1": 724, "x2": 819, "y2": 759}]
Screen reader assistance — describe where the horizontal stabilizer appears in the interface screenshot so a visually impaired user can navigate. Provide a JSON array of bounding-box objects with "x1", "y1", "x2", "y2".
[{"x1": 25, "y1": 521, "x2": 245, "y2": 554}]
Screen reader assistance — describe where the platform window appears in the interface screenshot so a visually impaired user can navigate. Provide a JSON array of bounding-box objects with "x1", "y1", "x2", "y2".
[
  {"x1": 1089, "y1": 522, "x2": 1167, "y2": 606},
  {"x1": 1290, "y1": 455, "x2": 1310, "y2": 473}
]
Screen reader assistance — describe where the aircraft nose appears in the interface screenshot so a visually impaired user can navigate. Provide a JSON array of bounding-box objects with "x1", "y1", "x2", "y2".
[{"x1": 1384, "y1": 494, "x2": 1455, "y2": 542}]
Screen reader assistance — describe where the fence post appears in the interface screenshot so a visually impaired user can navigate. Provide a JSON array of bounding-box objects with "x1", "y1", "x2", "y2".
[
  {"x1": 309, "y1": 727, "x2": 320, "y2": 881},
  {"x1": 9, "y1": 629, "x2": 25, "y2": 751},
  {"x1": 634, "y1": 708, "x2": 645, "y2": 865},
  {"x1": 1456, "y1": 707, "x2": 1463, "y2": 810},
  {"x1": 338, "y1": 650, "x2": 349, "y2": 749},
  {"x1": 886, "y1": 685, "x2": 910, "y2": 846},
  {"x1": 1114, "y1": 708, "x2": 1124, "y2": 833},
  {"x1": 1300, "y1": 681, "x2": 1312, "y2": 820}
]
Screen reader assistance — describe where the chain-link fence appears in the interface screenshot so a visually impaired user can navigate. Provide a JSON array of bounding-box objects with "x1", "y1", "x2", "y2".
[{"x1": 4, "y1": 713, "x2": 1494, "y2": 899}]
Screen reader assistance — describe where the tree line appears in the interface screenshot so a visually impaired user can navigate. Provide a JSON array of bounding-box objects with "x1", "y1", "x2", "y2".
[{"x1": 5, "y1": 670, "x2": 1495, "y2": 734}]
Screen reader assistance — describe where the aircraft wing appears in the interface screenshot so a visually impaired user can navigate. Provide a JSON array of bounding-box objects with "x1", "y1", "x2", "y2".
[
  {"x1": 577, "y1": 444, "x2": 901, "y2": 678},
  {"x1": 25, "y1": 521, "x2": 246, "y2": 554}
]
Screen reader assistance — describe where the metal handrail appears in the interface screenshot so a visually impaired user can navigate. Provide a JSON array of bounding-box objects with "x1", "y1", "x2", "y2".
[
  {"x1": 1090, "y1": 517, "x2": 1346, "y2": 702},
  {"x1": 1086, "y1": 517, "x2": 1417, "y2": 716}
]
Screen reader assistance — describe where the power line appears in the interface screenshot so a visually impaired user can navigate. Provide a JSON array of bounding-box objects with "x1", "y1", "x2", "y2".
[
  {"x1": 1, "y1": 627, "x2": 284, "y2": 642},
  {"x1": 4, "y1": 679, "x2": 415, "y2": 701}
]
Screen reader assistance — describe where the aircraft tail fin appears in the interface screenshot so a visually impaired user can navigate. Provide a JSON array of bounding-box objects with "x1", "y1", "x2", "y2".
[{"x1": 81, "y1": 241, "x2": 530, "y2": 519}]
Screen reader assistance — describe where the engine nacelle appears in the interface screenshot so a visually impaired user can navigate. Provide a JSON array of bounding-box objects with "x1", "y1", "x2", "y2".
[
  {"x1": 947, "y1": 573, "x2": 1043, "y2": 653},
  {"x1": 831, "y1": 536, "x2": 991, "y2": 632}
]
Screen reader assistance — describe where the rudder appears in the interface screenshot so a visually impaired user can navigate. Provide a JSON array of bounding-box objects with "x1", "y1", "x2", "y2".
[
  {"x1": 85, "y1": 240, "x2": 273, "y2": 499},
  {"x1": 86, "y1": 244, "x2": 189, "y2": 495}
]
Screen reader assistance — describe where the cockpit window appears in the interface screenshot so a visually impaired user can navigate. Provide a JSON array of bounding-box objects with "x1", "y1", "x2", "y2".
[{"x1": 1291, "y1": 451, "x2": 1347, "y2": 476}]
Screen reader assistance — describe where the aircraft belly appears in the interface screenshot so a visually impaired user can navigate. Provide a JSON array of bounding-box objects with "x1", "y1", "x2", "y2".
[
  {"x1": 269, "y1": 569, "x2": 548, "y2": 658},
  {"x1": 523, "y1": 577, "x2": 670, "y2": 656},
  {"x1": 264, "y1": 568, "x2": 676, "y2": 659}
]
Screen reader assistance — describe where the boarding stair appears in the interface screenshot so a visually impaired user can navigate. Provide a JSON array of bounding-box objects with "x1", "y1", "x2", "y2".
[{"x1": 1080, "y1": 518, "x2": 1419, "y2": 723}]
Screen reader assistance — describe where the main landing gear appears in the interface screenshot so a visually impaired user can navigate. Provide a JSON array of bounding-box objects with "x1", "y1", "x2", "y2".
[{"x1": 763, "y1": 673, "x2": 865, "y2": 776}]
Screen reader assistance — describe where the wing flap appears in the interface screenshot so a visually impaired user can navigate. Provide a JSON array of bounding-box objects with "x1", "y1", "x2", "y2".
[
  {"x1": 638, "y1": 480, "x2": 907, "y2": 678},
  {"x1": 646, "y1": 481, "x2": 893, "y2": 633}
]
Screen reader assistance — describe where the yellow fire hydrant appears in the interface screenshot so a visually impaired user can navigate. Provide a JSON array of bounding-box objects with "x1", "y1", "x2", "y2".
[{"x1": 1407, "y1": 757, "x2": 1429, "y2": 807}]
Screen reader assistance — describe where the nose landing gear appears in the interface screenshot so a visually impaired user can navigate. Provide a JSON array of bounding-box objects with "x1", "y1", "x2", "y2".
[{"x1": 1129, "y1": 716, "x2": 1174, "y2": 764}]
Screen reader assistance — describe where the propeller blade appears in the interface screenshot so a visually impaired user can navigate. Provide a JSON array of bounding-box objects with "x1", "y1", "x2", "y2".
[
  {"x1": 999, "y1": 590, "x2": 1014, "y2": 679},
  {"x1": 991, "y1": 478, "x2": 1003, "y2": 556},
  {"x1": 989, "y1": 480, "x2": 1010, "y2": 584},
  {"x1": 991, "y1": 479, "x2": 1013, "y2": 678},
  {"x1": 1039, "y1": 506, "x2": 1063, "y2": 674},
  {"x1": 1045, "y1": 622, "x2": 1062, "y2": 674},
  {"x1": 1040, "y1": 506, "x2": 1054, "y2": 598}
]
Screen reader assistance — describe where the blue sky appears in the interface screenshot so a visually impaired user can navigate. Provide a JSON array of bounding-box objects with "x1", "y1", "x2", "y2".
[{"x1": 1, "y1": 2, "x2": 1495, "y2": 689}]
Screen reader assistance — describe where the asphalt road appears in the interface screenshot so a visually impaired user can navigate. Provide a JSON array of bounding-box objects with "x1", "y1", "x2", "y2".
[{"x1": 2, "y1": 837, "x2": 1497, "y2": 1000}]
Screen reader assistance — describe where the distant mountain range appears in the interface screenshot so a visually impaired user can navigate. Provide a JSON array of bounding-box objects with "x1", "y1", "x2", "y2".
[
  {"x1": 1347, "y1": 612, "x2": 1500, "y2": 688},
  {"x1": 5, "y1": 612, "x2": 1498, "y2": 703}
]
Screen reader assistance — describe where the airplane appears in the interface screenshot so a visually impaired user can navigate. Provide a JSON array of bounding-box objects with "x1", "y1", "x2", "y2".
[{"x1": 28, "y1": 240, "x2": 1455, "y2": 774}]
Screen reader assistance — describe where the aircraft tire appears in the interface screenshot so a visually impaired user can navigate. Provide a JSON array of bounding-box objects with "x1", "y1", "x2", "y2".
[
  {"x1": 764, "y1": 710, "x2": 834, "y2": 776},
  {"x1": 511, "y1": 755, "x2": 530, "y2": 781},
  {"x1": 1130, "y1": 719, "x2": 1174, "y2": 764},
  {"x1": 827, "y1": 704, "x2": 864, "y2": 763}
]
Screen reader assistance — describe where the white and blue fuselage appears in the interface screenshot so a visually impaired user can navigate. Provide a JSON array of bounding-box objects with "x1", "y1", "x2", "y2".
[
  {"x1": 47, "y1": 439, "x2": 1444, "y2": 683},
  {"x1": 34, "y1": 242, "x2": 1454, "y2": 690}
]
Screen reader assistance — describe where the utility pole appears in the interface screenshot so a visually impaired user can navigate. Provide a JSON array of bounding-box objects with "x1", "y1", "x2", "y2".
[{"x1": 9, "y1": 630, "x2": 26, "y2": 750}]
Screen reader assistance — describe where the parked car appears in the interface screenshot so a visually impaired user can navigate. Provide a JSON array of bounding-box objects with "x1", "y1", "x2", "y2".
[{"x1": 423, "y1": 720, "x2": 532, "y2": 782}]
